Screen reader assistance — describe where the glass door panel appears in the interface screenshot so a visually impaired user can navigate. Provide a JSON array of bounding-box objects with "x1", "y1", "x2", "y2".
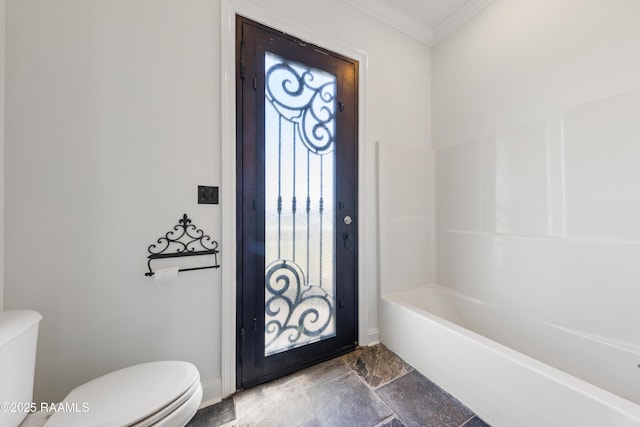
[{"x1": 264, "y1": 52, "x2": 337, "y2": 356}]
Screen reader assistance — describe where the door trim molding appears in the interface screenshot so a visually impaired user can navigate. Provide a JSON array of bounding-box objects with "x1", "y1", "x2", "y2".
[{"x1": 221, "y1": 0, "x2": 371, "y2": 397}]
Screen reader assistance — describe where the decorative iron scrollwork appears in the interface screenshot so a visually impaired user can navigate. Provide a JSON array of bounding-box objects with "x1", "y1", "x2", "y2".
[
  {"x1": 265, "y1": 52, "x2": 336, "y2": 155},
  {"x1": 264, "y1": 259, "x2": 335, "y2": 355},
  {"x1": 145, "y1": 213, "x2": 220, "y2": 277},
  {"x1": 262, "y1": 51, "x2": 338, "y2": 356}
]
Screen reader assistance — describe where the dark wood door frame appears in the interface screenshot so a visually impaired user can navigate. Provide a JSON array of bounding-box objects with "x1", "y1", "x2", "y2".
[{"x1": 235, "y1": 15, "x2": 359, "y2": 389}]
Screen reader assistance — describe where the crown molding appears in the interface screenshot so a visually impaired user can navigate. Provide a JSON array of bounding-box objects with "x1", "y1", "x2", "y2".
[
  {"x1": 344, "y1": 0, "x2": 494, "y2": 47},
  {"x1": 343, "y1": 0, "x2": 434, "y2": 46},
  {"x1": 433, "y1": 0, "x2": 494, "y2": 44}
]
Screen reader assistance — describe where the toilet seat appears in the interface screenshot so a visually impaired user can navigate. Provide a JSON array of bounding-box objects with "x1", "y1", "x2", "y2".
[
  {"x1": 130, "y1": 373, "x2": 202, "y2": 427},
  {"x1": 44, "y1": 361, "x2": 202, "y2": 427},
  {"x1": 134, "y1": 380, "x2": 202, "y2": 427}
]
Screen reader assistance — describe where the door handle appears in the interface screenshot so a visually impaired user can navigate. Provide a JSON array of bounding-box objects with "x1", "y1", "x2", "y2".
[{"x1": 343, "y1": 232, "x2": 352, "y2": 250}]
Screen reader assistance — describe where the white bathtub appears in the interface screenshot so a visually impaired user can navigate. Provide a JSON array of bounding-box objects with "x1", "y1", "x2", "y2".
[{"x1": 380, "y1": 285, "x2": 640, "y2": 427}]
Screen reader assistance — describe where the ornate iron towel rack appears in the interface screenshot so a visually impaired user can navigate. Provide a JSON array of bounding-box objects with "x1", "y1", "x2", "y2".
[{"x1": 145, "y1": 213, "x2": 220, "y2": 277}]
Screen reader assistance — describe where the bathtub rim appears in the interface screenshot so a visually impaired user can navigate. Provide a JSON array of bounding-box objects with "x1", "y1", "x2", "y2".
[
  {"x1": 381, "y1": 284, "x2": 640, "y2": 420},
  {"x1": 383, "y1": 283, "x2": 640, "y2": 353}
]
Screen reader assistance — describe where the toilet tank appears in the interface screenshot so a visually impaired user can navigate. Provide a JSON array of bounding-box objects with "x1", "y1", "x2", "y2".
[{"x1": 0, "y1": 310, "x2": 42, "y2": 427}]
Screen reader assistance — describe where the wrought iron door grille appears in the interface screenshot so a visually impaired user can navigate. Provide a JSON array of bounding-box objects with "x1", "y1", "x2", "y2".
[{"x1": 263, "y1": 51, "x2": 337, "y2": 356}]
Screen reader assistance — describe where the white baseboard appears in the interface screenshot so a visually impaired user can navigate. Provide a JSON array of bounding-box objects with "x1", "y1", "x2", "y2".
[
  {"x1": 199, "y1": 376, "x2": 223, "y2": 409},
  {"x1": 366, "y1": 328, "x2": 380, "y2": 346}
]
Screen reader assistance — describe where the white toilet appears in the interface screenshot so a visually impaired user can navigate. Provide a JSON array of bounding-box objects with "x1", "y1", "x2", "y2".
[{"x1": 0, "y1": 310, "x2": 203, "y2": 427}]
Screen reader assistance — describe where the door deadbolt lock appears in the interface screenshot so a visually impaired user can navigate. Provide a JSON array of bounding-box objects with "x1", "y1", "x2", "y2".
[{"x1": 344, "y1": 215, "x2": 352, "y2": 225}]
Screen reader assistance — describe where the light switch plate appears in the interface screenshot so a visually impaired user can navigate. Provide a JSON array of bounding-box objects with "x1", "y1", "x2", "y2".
[{"x1": 198, "y1": 186, "x2": 219, "y2": 204}]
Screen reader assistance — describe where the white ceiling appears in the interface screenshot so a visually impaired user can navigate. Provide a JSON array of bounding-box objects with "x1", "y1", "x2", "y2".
[{"x1": 344, "y1": 0, "x2": 493, "y2": 45}]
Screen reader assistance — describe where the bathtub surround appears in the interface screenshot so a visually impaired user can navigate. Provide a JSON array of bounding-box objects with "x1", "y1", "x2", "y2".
[
  {"x1": 378, "y1": 141, "x2": 435, "y2": 296},
  {"x1": 364, "y1": 0, "x2": 640, "y2": 423},
  {"x1": 434, "y1": 92, "x2": 640, "y2": 347},
  {"x1": 432, "y1": 0, "x2": 640, "y2": 351},
  {"x1": 372, "y1": 1, "x2": 640, "y2": 424}
]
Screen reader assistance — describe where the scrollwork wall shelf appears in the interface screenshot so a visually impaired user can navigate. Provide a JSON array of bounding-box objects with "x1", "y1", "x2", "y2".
[{"x1": 145, "y1": 214, "x2": 220, "y2": 277}]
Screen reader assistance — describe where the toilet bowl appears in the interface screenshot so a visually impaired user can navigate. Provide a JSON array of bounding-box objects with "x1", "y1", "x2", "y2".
[{"x1": 0, "y1": 310, "x2": 203, "y2": 427}]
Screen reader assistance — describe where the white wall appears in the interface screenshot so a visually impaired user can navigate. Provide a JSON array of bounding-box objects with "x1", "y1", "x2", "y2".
[
  {"x1": 4, "y1": 0, "x2": 431, "y2": 403},
  {"x1": 5, "y1": 0, "x2": 223, "y2": 404},
  {"x1": 0, "y1": 0, "x2": 4, "y2": 311},
  {"x1": 433, "y1": 0, "x2": 640, "y2": 347},
  {"x1": 378, "y1": 142, "x2": 434, "y2": 296}
]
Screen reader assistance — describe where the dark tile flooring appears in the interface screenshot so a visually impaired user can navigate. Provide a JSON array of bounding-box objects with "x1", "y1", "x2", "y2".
[{"x1": 187, "y1": 344, "x2": 490, "y2": 427}]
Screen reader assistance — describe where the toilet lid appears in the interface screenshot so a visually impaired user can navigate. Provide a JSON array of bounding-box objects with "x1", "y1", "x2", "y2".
[{"x1": 45, "y1": 361, "x2": 200, "y2": 427}]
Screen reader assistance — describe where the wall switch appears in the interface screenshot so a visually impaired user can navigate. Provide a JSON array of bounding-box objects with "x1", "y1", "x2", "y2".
[{"x1": 198, "y1": 186, "x2": 219, "y2": 204}]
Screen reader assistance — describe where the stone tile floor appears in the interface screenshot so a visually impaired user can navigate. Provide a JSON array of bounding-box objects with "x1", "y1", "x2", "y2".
[{"x1": 187, "y1": 344, "x2": 490, "y2": 427}]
